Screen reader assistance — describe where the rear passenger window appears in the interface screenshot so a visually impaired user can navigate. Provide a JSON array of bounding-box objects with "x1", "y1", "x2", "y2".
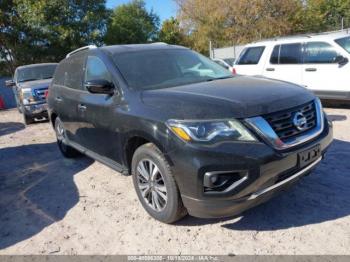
[
  {"x1": 52, "y1": 52, "x2": 86, "y2": 89},
  {"x1": 270, "y1": 46, "x2": 279, "y2": 64},
  {"x1": 280, "y1": 43, "x2": 302, "y2": 64},
  {"x1": 270, "y1": 44, "x2": 302, "y2": 64},
  {"x1": 304, "y1": 42, "x2": 338, "y2": 63},
  {"x1": 237, "y1": 46, "x2": 265, "y2": 65}
]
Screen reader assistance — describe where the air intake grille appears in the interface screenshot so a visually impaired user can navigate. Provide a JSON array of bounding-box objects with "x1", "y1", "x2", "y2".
[
  {"x1": 264, "y1": 101, "x2": 317, "y2": 141},
  {"x1": 33, "y1": 87, "x2": 48, "y2": 101}
]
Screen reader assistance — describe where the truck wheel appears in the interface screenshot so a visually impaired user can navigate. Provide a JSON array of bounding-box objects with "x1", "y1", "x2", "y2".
[
  {"x1": 54, "y1": 117, "x2": 81, "y2": 158},
  {"x1": 23, "y1": 114, "x2": 34, "y2": 125},
  {"x1": 132, "y1": 143, "x2": 187, "y2": 223}
]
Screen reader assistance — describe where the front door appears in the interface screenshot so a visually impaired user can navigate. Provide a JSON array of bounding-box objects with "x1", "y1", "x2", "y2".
[
  {"x1": 76, "y1": 55, "x2": 123, "y2": 164},
  {"x1": 302, "y1": 41, "x2": 350, "y2": 98}
]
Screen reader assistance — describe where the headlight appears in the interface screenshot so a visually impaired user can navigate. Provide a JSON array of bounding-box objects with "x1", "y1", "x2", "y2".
[
  {"x1": 20, "y1": 88, "x2": 34, "y2": 104},
  {"x1": 166, "y1": 119, "x2": 256, "y2": 143}
]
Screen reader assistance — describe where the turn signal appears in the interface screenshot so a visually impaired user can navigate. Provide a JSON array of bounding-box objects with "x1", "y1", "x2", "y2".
[{"x1": 170, "y1": 127, "x2": 191, "y2": 141}]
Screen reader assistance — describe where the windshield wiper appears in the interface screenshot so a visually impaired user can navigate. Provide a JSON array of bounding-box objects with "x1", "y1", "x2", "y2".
[{"x1": 205, "y1": 76, "x2": 233, "y2": 82}]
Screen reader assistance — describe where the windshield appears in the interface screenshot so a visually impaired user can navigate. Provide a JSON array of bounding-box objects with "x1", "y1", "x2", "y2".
[
  {"x1": 17, "y1": 64, "x2": 57, "y2": 83},
  {"x1": 335, "y1": 36, "x2": 350, "y2": 54},
  {"x1": 112, "y1": 49, "x2": 233, "y2": 90}
]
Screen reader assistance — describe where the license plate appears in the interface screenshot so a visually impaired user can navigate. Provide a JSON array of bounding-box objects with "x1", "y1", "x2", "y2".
[{"x1": 298, "y1": 145, "x2": 321, "y2": 168}]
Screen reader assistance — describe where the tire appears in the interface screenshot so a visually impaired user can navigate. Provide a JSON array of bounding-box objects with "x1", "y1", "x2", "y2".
[
  {"x1": 132, "y1": 143, "x2": 187, "y2": 223},
  {"x1": 23, "y1": 114, "x2": 34, "y2": 125},
  {"x1": 54, "y1": 117, "x2": 81, "y2": 158}
]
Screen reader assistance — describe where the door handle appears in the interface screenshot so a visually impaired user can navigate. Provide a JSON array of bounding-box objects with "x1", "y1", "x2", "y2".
[
  {"x1": 305, "y1": 68, "x2": 317, "y2": 72},
  {"x1": 55, "y1": 97, "x2": 62, "y2": 102},
  {"x1": 78, "y1": 104, "x2": 87, "y2": 111},
  {"x1": 266, "y1": 68, "x2": 275, "y2": 71}
]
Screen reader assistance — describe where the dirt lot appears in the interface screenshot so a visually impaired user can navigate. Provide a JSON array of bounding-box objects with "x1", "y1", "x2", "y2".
[{"x1": 0, "y1": 107, "x2": 349, "y2": 255}]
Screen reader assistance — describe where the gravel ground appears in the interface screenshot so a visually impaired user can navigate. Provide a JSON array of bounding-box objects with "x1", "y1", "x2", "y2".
[{"x1": 0, "y1": 107, "x2": 349, "y2": 255}]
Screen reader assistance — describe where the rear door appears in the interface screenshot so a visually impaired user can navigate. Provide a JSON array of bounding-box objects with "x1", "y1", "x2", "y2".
[
  {"x1": 302, "y1": 41, "x2": 349, "y2": 97},
  {"x1": 53, "y1": 51, "x2": 87, "y2": 144},
  {"x1": 234, "y1": 46, "x2": 266, "y2": 75},
  {"x1": 262, "y1": 43, "x2": 303, "y2": 85}
]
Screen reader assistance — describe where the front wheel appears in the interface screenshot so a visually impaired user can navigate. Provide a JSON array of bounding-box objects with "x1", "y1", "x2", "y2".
[
  {"x1": 132, "y1": 143, "x2": 187, "y2": 223},
  {"x1": 54, "y1": 117, "x2": 81, "y2": 158},
  {"x1": 23, "y1": 114, "x2": 34, "y2": 125}
]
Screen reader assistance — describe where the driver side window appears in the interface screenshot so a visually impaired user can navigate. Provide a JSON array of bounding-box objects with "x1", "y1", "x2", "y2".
[
  {"x1": 304, "y1": 42, "x2": 339, "y2": 64},
  {"x1": 85, "y1": 56, "x2": 112, "y2": 83}
]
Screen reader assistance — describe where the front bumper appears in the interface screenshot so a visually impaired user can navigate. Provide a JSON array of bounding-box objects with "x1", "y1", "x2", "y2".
[
  {"x1": 23, "y1": 102, "x2": 48, "y2": 117},
  {"x1": 167, "y1": 118, "x2": 333, "y2": 218}
]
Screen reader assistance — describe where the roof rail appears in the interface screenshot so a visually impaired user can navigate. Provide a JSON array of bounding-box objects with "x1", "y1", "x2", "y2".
[
  {"x1": 66, "y1": 45, "x2": 97, "y2": 58},
  {"x1": 253, "y1": 28, "x2": 350, "y2": 43}
]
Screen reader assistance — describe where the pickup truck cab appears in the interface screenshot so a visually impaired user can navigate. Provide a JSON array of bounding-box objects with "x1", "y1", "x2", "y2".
[
  {"x1": 6, "y1": 63, "x2": 58, "y2": 124},
  {"x1": 48, "y1": 44, "x2": 333, "y2": 223},
  {"x1": 234, "y1": 30, "x2": 350, "y2": 101}
]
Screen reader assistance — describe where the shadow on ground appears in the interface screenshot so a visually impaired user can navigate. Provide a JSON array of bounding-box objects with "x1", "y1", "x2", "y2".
[
  {"x1": 178, "y1": 139, "x2": 350, "y2": 230},
  {"x1": 327, "y1": 115, "x2": 347, "y2": 122},
  {"x1": 0, "y1": 122, "x2": 25, "y2": 136},
  {"x1": 0, "y1": 142, "x2": 93, "y2": 249}
]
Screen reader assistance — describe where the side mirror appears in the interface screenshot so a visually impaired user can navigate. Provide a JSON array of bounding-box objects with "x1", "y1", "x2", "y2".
[
  {"x1": 84, "y1": 79, "x2": 115, "y2": 95},
  {"x1": 5, "y1": 80, "x2": 15, "y2": 87},
  {"x1": 335, "y1": 55, "x2": 349, "y2": 66}
]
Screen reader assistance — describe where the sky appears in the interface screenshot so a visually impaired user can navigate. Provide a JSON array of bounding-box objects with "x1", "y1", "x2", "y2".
[{"x1": 106, "y1": 0, "x2": 178, "y2": 23}]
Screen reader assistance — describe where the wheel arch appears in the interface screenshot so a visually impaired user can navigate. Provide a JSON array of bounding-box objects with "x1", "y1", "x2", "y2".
[{"x1": 123, "y1": 132, "x2": 173, "y2": 175}]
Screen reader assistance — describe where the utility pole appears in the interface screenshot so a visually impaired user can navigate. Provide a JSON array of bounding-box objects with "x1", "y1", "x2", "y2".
[
  {"x1": 341, "y1": 17, "x2": 344, "y2": 30},
  {"x1": 209, "y1": 40, "x2": 213, "y2": 59}
]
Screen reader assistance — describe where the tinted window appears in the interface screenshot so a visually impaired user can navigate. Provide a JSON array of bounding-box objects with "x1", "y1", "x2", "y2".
[
  {"x1": 270, "y1": 45, "x2": 280, "y2": 64},
  {"x1": 85, "y1": 56, "x2": 112, "y2": 82},
  {"x1": 53, "y1": 52, "x2": 86, "y2": 89},
  {"x1": 304, "y1": 42, "x2": 339, "y2": 63},
  {"x1": 279, "y1": 43, "x2": 302, "y2": 64},
  {"x1": 237, "y1": 46, "x2": 265, "y2": 65},
  {"x1": 112, "y1": 49, "x2": 232, "y2": 90},
  {"x1": 335, "y1": 36, "x2": 350, "y2": 54}
]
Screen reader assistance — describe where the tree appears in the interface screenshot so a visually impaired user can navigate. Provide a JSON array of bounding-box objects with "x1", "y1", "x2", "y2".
[
  {"x1": 0, "y1": 0, "x2": 109, "y2": 75},
  {"x1": 176, "y1": 0, "x2": 304, "y2": 54},
  {"x1": 300, "y1": 0, "x2": 350, "y2": 32},
  {"x1": 105, "y1": 0, "x2": 160, "y2": 45},
  {"x1": 158, "y1": 17, "x2": 189, "y2": 46}
]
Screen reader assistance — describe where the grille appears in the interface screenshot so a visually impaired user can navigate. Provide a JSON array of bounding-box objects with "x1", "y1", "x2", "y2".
[
  {"x1": 264, "y1": 101, "x2": 317, "y2": 141},
  {"x1": 33, "y1": 87, "x2": 48, "y2": 101}
]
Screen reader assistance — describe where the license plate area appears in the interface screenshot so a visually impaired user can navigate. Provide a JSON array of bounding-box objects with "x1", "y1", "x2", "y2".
[{"x1": 298, "y1": 144, "x2": 321, "y2": 168}]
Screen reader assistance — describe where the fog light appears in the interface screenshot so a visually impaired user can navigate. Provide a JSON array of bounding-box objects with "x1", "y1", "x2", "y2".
[{"x1": 203, "y1": 171, "x2": 248, "y2": 193}]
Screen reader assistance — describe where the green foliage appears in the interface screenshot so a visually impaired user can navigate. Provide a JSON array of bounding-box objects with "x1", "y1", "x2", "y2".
[
  {"x1": 104, "y1": 0, "x2": 160, "y2": 45},
  {"x1": 300, "y1": 0, "x2": 350, "y2": 32},
  {"x1": 158, "y1": 17, "x2": 189, "y2": 46},
  {"x1": 0, "y1": 0, "x2": 109, "y2": 75}
]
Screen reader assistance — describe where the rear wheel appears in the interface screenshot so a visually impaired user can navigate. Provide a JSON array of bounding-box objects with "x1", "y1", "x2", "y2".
[
  {"x1": 132, "y1": 143, "x2": 187, "y2": 223},
  {"x1": 54, "y1": 117, "x2": 81, "y2": 158}
]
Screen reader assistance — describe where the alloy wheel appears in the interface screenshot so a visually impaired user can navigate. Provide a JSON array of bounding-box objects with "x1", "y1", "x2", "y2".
[{"x1": 136, "y1": 159, "x2": 168, "y2": 212}]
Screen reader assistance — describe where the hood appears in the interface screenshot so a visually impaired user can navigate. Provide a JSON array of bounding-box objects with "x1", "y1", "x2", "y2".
[
  {"x1": 141, "y1": 76, "x2": 315, "y2": 119},
  {"x1": 18, "y1": 79, "x2": 52, "y2": 90}
]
